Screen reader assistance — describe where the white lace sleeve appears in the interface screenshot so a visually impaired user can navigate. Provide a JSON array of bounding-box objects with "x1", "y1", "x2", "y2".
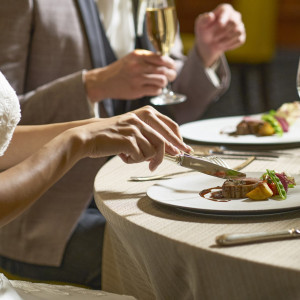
[{"x1": 0, "y1": 72, "x2": 21, "y2": 156}]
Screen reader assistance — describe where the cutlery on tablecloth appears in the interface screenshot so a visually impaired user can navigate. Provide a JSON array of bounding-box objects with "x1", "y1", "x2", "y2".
[
  {"x1": 129, "y1": 156, "x2": 254, "y2": 181},
  {"x1": 164, "y1": 153, "x2": 246, "y2": 179},
  {"x1": 190, "y1": 145, "x2": 292, "y2": 158},
  {"x1": 216, "y1": 228, "x2": 300, "y2": 246}
]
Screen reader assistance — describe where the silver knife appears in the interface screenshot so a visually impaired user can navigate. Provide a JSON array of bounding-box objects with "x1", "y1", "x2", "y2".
[
  {"x1": 165, "y1": 153, "x2": 246, "y2": 179},
  {"x1": 216, "y1": 228, "x2": 300, "y2": 246},
  {"x1": 190, "y1": 145, "x2": 291, "y2": 158},
  {"x1": 211, "y1": 149, "x2": 285, "y2": 158}
]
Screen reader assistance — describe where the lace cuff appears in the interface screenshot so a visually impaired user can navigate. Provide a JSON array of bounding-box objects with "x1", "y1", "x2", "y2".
[{"x1": 0, "y1": 72, "x2": 21, "y2": 156}]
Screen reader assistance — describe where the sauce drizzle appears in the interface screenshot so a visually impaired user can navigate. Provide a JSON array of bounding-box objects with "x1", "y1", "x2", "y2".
[{"x1": 199, "y1": 186, "x2": 230, "y2": 202}]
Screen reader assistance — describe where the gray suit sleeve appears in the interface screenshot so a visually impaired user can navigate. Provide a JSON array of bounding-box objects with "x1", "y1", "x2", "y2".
[
  {"x1": 168, "y1": 34, "x2": 231, "y2": 124},
  {"x1": 18, "y1": 71, "x2": 92, "y2": 125},
  {"x1": 0, "y1": 1, "x2": 93, "y2": 125}
]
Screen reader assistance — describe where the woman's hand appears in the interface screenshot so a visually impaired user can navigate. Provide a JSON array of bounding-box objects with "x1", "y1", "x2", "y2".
[
  {"x1": 75, "y1": 106, "x2": 192, "y2": 171},
  {"x1": 0, "y1": 106, "x2": 190, "y2": 226}
]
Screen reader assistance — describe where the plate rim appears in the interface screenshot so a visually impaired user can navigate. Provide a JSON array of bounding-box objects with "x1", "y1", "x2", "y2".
[
  {"x1": 147, "y1": 172, "x2": 300, "y2": 216},
  {"x1": 179, "y1": 115, "x2": 300, "y2": 146}
]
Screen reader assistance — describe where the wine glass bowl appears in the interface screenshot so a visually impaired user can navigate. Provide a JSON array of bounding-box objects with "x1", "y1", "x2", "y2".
[
  {"x1": 145, "y1": 0, "x2": 186, "y2": 105},
  {"x1": 146, "y1": 4, "x2": 177, "y2": 56}
]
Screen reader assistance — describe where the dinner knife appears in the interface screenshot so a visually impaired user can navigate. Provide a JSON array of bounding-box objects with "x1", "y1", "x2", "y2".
[
  {"x1": 211, "y1": 149, "x2": 285, "y2": 158},
  {"x1": 164, "y1": 153, "x2": 246, "y2": 179},
  {"x1": 216, "y1": 228, "x2": 300, "y2": 246},
  {"x1": 190, "y1": 145, "x2": 291, "y2": 158}
]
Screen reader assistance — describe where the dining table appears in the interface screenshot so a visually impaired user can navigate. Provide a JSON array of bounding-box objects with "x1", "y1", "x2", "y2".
[{"x1": 94, "y1": 144, "x2": 300, "y2": 300}]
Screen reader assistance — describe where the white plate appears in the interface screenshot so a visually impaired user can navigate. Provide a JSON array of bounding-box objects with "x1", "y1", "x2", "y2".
[
  {"x1": 147, "y1": 172, "x2": 300, "y2": 216},
  {"x1": 180, "y1": 115, "x2": 300, "y2": 145}
]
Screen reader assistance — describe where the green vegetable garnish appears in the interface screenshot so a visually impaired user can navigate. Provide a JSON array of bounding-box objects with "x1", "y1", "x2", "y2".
[
  {"x1": 266, "y1": 169, "x2": 287, "y2": 200},
  {"x1": 262, "y1": 113, "x2": 283, "y2": 136}
]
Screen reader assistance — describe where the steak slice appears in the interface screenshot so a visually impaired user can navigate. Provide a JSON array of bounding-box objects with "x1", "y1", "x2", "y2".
[
  {"x1": 222, "y1": 177, "x2": 261, "y2": 198},
  {"x1": 236, "y1": 119, "x2": 264, "y2": 135}
]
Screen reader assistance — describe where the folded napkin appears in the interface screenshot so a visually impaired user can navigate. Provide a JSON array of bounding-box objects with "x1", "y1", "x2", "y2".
[
  {"x1": 0, "y1": 273, "x2": 23, "y2": 300},
  {"x1": 0, "y1": 273, "x2": 136, "y2": 300}
]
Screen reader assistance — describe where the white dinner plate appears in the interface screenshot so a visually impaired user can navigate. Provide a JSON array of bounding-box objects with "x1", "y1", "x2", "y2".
[
  {"x1": 180, "y1": 115, "x2": 300, "y2": 145},
  {"x1": 147, "y1": 172, "x2": 300, "y2": 216}
]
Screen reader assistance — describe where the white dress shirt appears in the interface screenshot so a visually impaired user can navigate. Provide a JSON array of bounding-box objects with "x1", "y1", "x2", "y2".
[
  {"x1": 96, "y1": 0, "x2": 135, "y2": 59},
  {"x1": 87, "y1": 0, "x2": 136, "y2": 117}
]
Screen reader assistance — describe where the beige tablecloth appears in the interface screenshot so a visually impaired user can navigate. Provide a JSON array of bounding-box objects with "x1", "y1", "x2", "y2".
[
  {"x1": 94, "y1": 150, "x2": 300, "y2": 300},
  {"x1": 0, "y1": 273, "x2": 136, "y2": 300}
]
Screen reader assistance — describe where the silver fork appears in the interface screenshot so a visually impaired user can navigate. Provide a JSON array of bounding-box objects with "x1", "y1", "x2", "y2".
[
  {"x1": 202, "y1": 155, "x2": 230, "y2": 168},
  {"x1": 129, "y1": 155, "x2": 245, "y2": 182}
]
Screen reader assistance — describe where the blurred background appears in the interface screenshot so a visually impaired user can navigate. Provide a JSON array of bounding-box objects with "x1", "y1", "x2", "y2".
[{"x1": 175, "y1": 0, "x2": 300, "y2": 119}]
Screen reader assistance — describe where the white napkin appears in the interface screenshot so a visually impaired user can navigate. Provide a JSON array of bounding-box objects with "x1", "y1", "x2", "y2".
[{"x1": 0, "y1": 273, "x2": 23, "y2": 300}]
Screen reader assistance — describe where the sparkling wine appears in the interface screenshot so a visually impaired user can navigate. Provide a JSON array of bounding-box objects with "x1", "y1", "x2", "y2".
[{"x1": 146, "y1": 6, "x2": 177, "y2": 56}]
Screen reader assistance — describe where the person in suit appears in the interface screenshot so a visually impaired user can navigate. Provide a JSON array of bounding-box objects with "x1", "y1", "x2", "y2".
[{"x1": 0, "y1": 0, "x2": 245, "y2": 289}]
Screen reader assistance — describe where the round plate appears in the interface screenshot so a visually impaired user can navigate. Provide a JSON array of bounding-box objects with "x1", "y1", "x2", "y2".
[
  {"x1": 147, "y1": 172, "x2": 300, "y2": 216},
  {"x1": 180, "y1": 115, "x2": 300, "y2": 146}
]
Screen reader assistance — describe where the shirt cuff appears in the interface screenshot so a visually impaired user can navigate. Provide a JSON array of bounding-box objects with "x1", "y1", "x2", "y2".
[
  {"x1": 82, "y1": 70, "x2": 100, "y2": 118},
  {"x1": 204, "y1": 59, "x2": 221, "y2": 88}
]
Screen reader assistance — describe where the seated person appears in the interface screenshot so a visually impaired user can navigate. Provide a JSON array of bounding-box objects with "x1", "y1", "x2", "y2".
[
  {"x1": 0, "y1": 72, "x2": 191, "y2": 285},
  {"x1": 0, "y1": 1, "x2": 245, "y2": 289}
]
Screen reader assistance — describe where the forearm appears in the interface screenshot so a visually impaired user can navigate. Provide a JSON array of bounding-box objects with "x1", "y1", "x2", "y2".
[
  {"x1": 171, "y1": 47, "x2": 230, "y2": 124},
  {"x1": 0, "y1": 129, "x2": 83, "y2": 227},
  {"x1": 0, "y1": 119, "x2": 98, "y2": 169},
  {"x1": 0, "y1": 106, "x2": 192, "y2": 227}
]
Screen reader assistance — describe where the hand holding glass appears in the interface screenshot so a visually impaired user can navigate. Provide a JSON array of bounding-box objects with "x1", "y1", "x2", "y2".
[{"x1": 146, "y1": 0, "x2": 186, "y2": 105}]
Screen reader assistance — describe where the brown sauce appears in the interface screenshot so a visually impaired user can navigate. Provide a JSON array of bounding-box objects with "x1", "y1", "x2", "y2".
[{"x1": 199, "y1": 186, "x2": 230, "y2": 202}]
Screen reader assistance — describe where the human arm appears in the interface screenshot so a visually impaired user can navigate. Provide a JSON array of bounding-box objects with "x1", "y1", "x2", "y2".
[
  {"x1": 84, "y1": 49, "x2": 177, "y2": 103},
  {"x1": 0, "y1": 106, "x2": 191, "y2": 227},
  {"x1": 194, "y1": 3, "x2": 246, "y2": 68},
  {"x1": 0, "y1": 118, "x2": 99, "y2": 169},
  {"x1": 84, "y1": 4, "x2": 245, "y2": 124},
  {"x1": 167, "y1": 3, "x2": 245, "y2": 124},
  {"x1": 0, "y1": 0, "x2": 95, "y2": 125},
  {"x1": 171, "y1": 45, "x2": 231, "y2": 124}
]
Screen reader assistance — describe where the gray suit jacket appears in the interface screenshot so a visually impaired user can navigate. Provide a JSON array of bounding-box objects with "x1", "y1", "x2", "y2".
[{"x1": 0, "y1": 0, "x2": 230, "y2": 266}]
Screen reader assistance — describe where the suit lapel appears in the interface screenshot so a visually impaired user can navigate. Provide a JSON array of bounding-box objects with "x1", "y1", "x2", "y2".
[
  {"x1": 76, "y1": 0, "x2": 115, "y2": 116},
  {"x1": 76, "y1": 0, "x2": 154, "y2": 115},
  {"x1": 132, "y1": 0, "x2": 155, "y2": 51},
  {"x1": 76, "y1": 0, "x2": 108, "y2": 68}
]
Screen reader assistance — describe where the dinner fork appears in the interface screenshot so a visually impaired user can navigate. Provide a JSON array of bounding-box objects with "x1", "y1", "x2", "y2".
[
  {"x1": 129, "y1": 156, "x2": 254, "y2": 181},
  {"x1": 207, "y1": 156, "x2": 230, "y2": 168}
]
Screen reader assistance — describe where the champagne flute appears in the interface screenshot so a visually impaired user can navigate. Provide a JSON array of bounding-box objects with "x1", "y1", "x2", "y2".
[
  {"x1": 146, "y1": 0, "x2": 186, "y2": 105},
  {"x1": 297, "y1": 57, "x2": 300, "y2": 98}
]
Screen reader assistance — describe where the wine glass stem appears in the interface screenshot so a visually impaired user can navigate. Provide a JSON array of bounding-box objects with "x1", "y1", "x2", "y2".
[{"x1": 162, "y1": 83, "x2": 174, "y2": 96}]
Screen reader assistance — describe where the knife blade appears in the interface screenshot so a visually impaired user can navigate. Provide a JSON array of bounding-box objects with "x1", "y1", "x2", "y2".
[
  {"x1": 165, "y1": 154, "x2": 246, "y2": 179},
  {"x1": 189, "y1": 145, "x2": 291, "y2": 158},
  {"x1": 211, "y1": 149, "x2": 284, "y2": 158},
  {"x1": 216, "y1": 228, "x2": 300, "y2": 246}
]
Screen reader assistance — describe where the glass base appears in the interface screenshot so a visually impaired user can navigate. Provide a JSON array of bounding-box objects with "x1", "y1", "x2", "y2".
[{"x1": 150, "y1": 91, "x2": 187, "y2": 106}]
